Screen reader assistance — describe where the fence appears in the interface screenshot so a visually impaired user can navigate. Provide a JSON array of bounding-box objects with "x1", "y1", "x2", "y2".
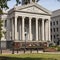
[{"x1": 0, "y1": 41, "x2": 47, "y2": 54}]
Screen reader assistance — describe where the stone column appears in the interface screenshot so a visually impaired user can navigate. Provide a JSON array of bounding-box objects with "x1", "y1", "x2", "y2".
[
  {"x1": 38, "y1": 20, "x2": 41, "y2": 40},
  {"x1": 48, "y1": 19, "x2": 51, "y2": 41},
  {"x1": 29, "y1": 17, "x2": 32, "y2": 41},
  {"x1": 22, "y1": 17, "x2": 25, "y2": 41},
  {"x1": 6, "y1": 18, "x2": 10, "y2": 40},
  {"x1": 14, "y1": 17, "x2": 18, "y2": 40},
  {"x1": 42, "y1": 19, "x2": 44, "y2": 41},
  {"x1": 12, "y1": 18, "x2": 14, "y2": 40},
  {"x1": 45, "y1": 20, "x2": 49, "y2": 41},
  {"x1": 36, "y1": 18, "x2": 38, "y2": 41},
  {"x1": 19, "y1": 20, "x2": 21, "y2": 40}
]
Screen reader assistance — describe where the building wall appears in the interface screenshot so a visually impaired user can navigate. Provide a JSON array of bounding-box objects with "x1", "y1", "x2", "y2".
[{"x1": 51, "y1": 9, "x2": 60, "y2": 45}]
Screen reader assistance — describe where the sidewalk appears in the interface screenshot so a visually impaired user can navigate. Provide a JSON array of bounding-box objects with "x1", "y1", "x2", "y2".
[
  {"x1": 1, "y1": 50, "x2": 60, "y2": 54},
  {"x1": 44, "y1": 52, "x2": 60, "y2": 54}
]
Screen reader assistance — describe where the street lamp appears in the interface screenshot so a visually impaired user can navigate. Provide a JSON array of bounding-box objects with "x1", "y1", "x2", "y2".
[
  {"x1": 24, "y1": 31, "x2": 27, "y2": 53},
  {"x1": 25, "y1": 34, "x2": 26, "y2": 49}
]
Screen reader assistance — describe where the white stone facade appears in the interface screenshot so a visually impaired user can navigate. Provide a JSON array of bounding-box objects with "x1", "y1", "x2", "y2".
[{"x1": 0, "y1": 2, "x2": 51, "y2": 48}]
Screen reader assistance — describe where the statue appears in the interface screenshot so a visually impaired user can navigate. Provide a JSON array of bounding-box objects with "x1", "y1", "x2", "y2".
[{"x1": 22, "y1": 0, "x2": 40, "y2": 5}]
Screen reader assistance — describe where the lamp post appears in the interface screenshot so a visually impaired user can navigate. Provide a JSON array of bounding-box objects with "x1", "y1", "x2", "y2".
[
  {"x1": 25, "y1": 33, "x2": 26, "y2": 48},
  {"x1": 24, "y1": 32, "x2": 27, "y2": 53}
]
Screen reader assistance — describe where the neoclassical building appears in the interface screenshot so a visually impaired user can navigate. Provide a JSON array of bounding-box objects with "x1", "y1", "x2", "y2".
[{"x1": 0, "y1": 0, "x2": 51, "y2": 48}]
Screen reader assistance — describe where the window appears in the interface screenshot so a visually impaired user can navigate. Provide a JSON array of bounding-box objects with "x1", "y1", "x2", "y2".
[
  {"x1": 5, "y1": 20, "x2": 7, "y2": 27},
  {"x1": 53, "y1": 21, "x2": 55, "y2": 25},
  {"x1": 51, "y1": 28, "x2": 52, "y2": 33},
  {"x1": 5, "y1": 33, "x2": 6, "y2": 39},
  {"x1": 50, "y1": 22, "x2": 52, "y2": 26},
  {"x1": 51, "y1": 35, "x2": 52, "y2": 40},
  {"x1": 56, "y1": 28, "x2": 58, "y2": 32},
  {"x1": 57, "y1": 34, "x2": 59, "y2": 37},
  {"x1": 54, "y1": 35, "x2": 55, "y2": 39},
  {"x1": 53, "y1": 28, "x2": 55, "y2": 32},
  {"x1": 56, "y1": 21, "x2": 58, "y2": 25}
]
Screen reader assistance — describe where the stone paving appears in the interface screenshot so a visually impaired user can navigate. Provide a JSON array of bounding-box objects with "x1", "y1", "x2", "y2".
[{"x1": 0, "y1": 49, "x2": 60, "y2": 54}]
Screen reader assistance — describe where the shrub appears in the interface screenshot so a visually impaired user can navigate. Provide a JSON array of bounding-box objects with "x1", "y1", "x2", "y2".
[
  {"x1": 43, "y1": 47, "x2": 57, "y2": 52},
  {"x1": 0, "y1": 57, "x2": 57, "y2": 60},
  {"x1": 57, "y1": 47, "x2": 60, "y2": 51}
]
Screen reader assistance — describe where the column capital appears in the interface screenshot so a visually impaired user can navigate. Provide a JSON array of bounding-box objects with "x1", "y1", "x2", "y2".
[
  {"x1": 42, "y1": 19, "x2": 44, "y2": 22},
  {"x1": 15, "y1": 16, "x2": 18, "y2": 18},
  {"x1": 29, "y1": 17, "x2": 32, "y2": 20},
  {"x1": 22, "y1": 16, "x2": 25, "y2": 19},
  {"x1": 36, "y1": 18, "x2": 38, "y2": 20},
  {"x1": 42, "y1": 18, "x2": 45, "y2": 20}
]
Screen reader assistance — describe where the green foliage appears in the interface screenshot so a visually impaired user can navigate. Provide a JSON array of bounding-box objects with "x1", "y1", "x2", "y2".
[
  {"x1": 57, "y1": 46, "x2": 60, "y2": 51},
  {"x1": 0, "y1": 57, "x2": 56, "y2": 60},
  {"x1": 0, "y1": 9, "x2": 3, "y2": 14},
  {"x1": 0, "y1": 54, "x2": 58, "y2": 60},
  {"x1": 16, "y1": 0, "x2": 21, "y2": 6},
  {"x1": 0, "y1": 0, "x2": 21, "y2": 9},
  {"x1": 0, "y1": 20, "x2": 3, "y2": 40},
  {"x1": 0, "y1": 0, "x2": 21, "y2": 40},
  {"x1": 48, "y1": 45, "x2": 60, "y2": 51},
  {"x1": 0, "y1": 0, "x2": 10, "y2": 9}
]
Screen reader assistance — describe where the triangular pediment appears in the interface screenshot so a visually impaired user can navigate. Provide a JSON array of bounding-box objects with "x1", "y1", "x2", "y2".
[{"x1": 15, "y1": 3, "x2": 51, "y2": 15}]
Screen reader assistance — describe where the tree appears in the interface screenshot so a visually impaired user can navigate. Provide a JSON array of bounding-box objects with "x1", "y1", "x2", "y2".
[
  {"x1": 0, "y1": 0, "x2": 11, "y2": 54},
  {"x1": 0, "y1": 0, "x2": 20, "y2": 54},
  {"x1": 0, "y1": 0, "x2": 21, "y2": 40},
  {"x1": 0, "y1": 20, "x2": 3, "y2": 40}
]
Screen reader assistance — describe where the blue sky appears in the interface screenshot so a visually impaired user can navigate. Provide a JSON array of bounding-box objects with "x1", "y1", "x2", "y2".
[{"x1": 7, "y1": 0, "x2": 60, "y2": 11}]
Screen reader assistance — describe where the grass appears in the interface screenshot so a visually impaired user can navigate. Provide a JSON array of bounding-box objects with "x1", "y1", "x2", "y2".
[{"x1": 0, "y1": 53, "x2": 60, "y2": 60}]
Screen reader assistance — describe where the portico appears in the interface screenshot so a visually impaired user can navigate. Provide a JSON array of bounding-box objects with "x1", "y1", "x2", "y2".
[{"x1": 11, "y1": 16, "x2": 50, "y2": 41}]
